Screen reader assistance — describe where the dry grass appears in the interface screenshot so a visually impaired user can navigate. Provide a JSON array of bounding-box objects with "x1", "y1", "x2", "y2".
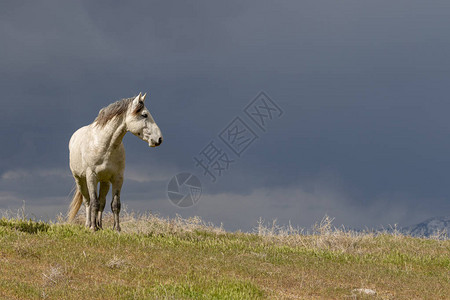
[
  {"x1": 105, "y1": 255, "x2": 128, "y2": 270},
  {"x1": 0, "y1": 210, "x2": 449, "y2": 299},
  {"x1": 68, "y1": 205, "x2": 226, "y2": 236},
  {"x1": 42, "y1": 265, "x2": 65, "y2": 287}
]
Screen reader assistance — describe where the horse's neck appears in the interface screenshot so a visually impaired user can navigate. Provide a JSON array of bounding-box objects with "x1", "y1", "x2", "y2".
[{"x1": 92, "y1": 117, "x2": 127, "y2": 154}]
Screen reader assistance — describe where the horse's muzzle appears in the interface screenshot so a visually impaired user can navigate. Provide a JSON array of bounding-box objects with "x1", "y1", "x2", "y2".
[{"x1": 150, "y1": 137, "x2": 163, "y2": 147}]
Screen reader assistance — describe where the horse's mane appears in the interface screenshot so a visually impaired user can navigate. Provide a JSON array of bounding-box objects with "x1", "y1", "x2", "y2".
[{"x1": 94, "y1": 96, "x2": 144, "y2": 127}]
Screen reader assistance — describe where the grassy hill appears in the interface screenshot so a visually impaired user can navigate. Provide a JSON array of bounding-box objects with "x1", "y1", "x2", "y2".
[{"x1": 0, "y1": 212, "x2": 449, "y2": 299}]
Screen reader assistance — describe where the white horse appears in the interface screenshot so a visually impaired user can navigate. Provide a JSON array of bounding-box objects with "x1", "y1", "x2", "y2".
[{"x1": 68, "y1": 93, "x2": 162, "y2": 231}]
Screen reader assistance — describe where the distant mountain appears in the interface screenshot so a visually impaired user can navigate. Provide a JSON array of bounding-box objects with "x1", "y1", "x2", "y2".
[{"x1": 402, "y1": 216, "x2": 450, "y2": 238}]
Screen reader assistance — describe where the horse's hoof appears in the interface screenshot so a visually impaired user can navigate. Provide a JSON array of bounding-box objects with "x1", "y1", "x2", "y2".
[{"x1": 90, "y1": 226, "x2": 98, "y2": 232}]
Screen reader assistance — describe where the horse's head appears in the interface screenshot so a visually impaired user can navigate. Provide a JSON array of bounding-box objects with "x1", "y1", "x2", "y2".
[{"x1": 126, "y1": 93, "x2": 163, "y2": 147}]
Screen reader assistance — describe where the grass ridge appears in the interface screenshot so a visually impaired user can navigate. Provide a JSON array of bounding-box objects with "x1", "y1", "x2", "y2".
[{"x1": 0, "y1": 213, "x2": 449, "y2": 299}]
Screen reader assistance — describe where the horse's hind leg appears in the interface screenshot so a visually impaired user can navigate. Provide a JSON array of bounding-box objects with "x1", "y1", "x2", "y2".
[
  {"x1": 97, "y1": 182, "x2": 110, "y2": 229},
  {"x1": 111, "y1": 175, "x2": 124, "y2": 232},
  {"x1": 75, "y1": 177, "x2": 90, "y2": 228},
  {"x1": 86, "y1": 169, "x2": 99, "y2": 231}
]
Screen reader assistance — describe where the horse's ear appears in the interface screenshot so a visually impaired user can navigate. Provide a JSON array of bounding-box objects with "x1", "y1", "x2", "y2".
[
  {"x1": 141, "y1": 93, "x2": 147, "y2": 102},
  {"x1": 133, "y1": 93, "x2": 142, "y2": 105}
]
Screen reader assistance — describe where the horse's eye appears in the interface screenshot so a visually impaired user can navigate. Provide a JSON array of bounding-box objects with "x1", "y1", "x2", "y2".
[{"x1": 142, "y1": 113, "x2": 148, "y2": 118}]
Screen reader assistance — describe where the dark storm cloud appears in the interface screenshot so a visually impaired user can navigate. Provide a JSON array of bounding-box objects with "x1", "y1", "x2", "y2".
[{"x1": 1, "y1": 1, "x2": 450, "y2": 230}]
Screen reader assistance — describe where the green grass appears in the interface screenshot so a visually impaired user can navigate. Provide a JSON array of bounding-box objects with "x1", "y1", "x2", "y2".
[{"x1": 0, "y1": 214, "x2": 449, "y2": 299}]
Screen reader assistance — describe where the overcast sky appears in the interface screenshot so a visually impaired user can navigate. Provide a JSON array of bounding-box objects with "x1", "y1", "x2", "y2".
[{"x1": 1, "y1": 1, "x2": 450, "y2": 231}]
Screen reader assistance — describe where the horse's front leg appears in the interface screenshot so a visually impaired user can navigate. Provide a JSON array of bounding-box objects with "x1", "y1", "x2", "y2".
[
  {"x1": 97, "y1": 182, "x2": 110, "y2": 229},
  {"x1": 86, "y1": 170, "x2": 99, "y2": 231},
  {"x1": 111, "y1": 175, "x2": 124, "y2": 232}
]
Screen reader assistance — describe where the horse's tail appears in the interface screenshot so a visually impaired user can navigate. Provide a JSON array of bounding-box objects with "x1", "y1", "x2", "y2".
[{"x1": 68, "y1": 189, "x2": 83, "y2": 222}]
